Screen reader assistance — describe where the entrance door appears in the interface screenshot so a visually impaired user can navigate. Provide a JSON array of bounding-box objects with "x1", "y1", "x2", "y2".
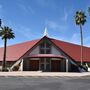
[
  {"x1": 30, "y1": 60, "x2": 39, "y2": 71},
  {"x1": 51, "y1": 60, "x2": 61, "y2": 72},
  {"x1": 39, "y1": 58, "x2": 50, "y2": 71}
]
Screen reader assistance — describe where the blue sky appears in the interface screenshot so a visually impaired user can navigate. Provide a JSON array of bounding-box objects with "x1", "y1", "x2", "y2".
[{"x1": 0, "y1": 0, "x2": 90, "y2": 47}]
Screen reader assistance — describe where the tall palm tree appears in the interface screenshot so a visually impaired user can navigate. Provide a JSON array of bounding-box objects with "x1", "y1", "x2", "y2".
[
  {"x1": 0, "y1": 19, "x2": 1, "y2": 27},
  {"x1": 0, "y1": 26, "x2": 15, "y2": 71},
  {"x1": 75, "y1": 11, "x2": 86, "y2": 66}
]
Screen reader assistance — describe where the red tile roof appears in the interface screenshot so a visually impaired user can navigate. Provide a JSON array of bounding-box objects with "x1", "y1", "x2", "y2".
[
  {"x1": 0, "y1": 39, "x2": 39, "y2": 61},
  {"x1": 0, "y1": 36, "x2": 90, "y2": 62},
  {"x1": 51, "y1": 38, "x2": 90, "y2": 62}
]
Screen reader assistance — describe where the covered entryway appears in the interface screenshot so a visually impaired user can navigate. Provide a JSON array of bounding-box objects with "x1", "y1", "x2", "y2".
[
  {"x1": 51, "y1": 60, "x2": 61, "y2": 72},
  {"x1": 30, "y1": 60, "x2": 39, "y2": 71},
  {"x1": 39, "y1": 58, "x2": 51, "y2": 72},
  {"x1": 23, "y1": 54, "x2": 66, "y2": 72}
]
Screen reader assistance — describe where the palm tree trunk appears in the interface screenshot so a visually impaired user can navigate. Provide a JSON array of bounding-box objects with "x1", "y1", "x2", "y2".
[
  {"x1": 0, "y1": 19, "x2": 1, "y2": 27},
  {"x1": 2, "y1": 38, "x2": 7, "y2": 71},
  {"x1": 80, "y1": 24, "x2": 83, "y2": 66}
]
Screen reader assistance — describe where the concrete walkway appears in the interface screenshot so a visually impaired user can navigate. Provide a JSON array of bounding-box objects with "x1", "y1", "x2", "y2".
[{"x1": 0, "y1": 71, "x2": 90, "y2": 77}]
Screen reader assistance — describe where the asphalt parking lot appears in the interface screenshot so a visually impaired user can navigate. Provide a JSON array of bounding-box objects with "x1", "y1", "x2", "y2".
[{"x1": 0, "y1": 76, "x2": 90, "y2": 90}]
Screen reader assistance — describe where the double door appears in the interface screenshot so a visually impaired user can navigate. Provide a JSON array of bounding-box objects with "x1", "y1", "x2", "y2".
[
  {"x1": 39, "y1": 58, "x2": 50, "y2": 71},
  {"x1": 51, "y1": 60, "x2": 61, "y2": 72}
]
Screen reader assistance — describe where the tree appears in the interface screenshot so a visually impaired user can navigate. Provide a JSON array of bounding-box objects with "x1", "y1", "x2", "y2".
[
  {"x1": 0, "y1": 19, "x2": 1, "y2": 27},
  {"x1": 0, "y1": 26, "x2": 15, "y2": 71},
  {"x1": 88, "y1": 7, "x2": 90, "y2": 16},
  {"x1": 74, "y1": 11, "x2": 86, "y2": 66}
]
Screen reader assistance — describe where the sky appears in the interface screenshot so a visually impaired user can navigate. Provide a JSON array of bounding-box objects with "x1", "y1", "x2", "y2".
[{"x1": 0, "y1": 0, "x2": 90, "y2": 47}]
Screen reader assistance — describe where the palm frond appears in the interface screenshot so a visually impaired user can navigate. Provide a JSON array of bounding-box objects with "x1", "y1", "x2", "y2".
[
  {"x1": 0, "y1": 26, "x2": 15, "y2": 40},
  {"x1": 74, "y1": 10, "x2": 86, "y2": 25}
]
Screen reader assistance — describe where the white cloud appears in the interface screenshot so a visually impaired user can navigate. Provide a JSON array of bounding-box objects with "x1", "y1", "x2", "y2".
[
  {"x1": 15, "y1": 26, "x2": 33, "y2": 39},
  {"x1": 36, "y1": 0, "x2": 57, "y2": 9},
  {"x1": 68, "y1": 33, "x2": 80, "y2": 44},
  {"x1": 37, "y1": 0, "x2": 49, "y2": 7},
  {"x1": 68, "y1": 34, "x2": 90, "y2": 47},
  {"x1": 84, "y1": 36, "x2": 90, "y2": 47},
  {"x1": 0, "y1": 44, "x2": 3, "y2": 47},
  {"x1": 51, "y1": 33, "x2": 80, "y2": 45},
  {"x1": 0, "y1": 39, "x2": 3, "y2": 47},
  {"x1": 0, "y1": 4, "x2": 3, "y2": 17},
  {"x1": 3, "y1": 20, "x2": 40, "y2": 40},
  {"x1": 47, "y1": 21, "x2": 59, "y2": 29},
  {"x1": 62, "y1": 9, "x2": 68, "y2": 22},
  {"x1": 47, "y1": 20, "x2": 68, "y2": 32},
  {"x1": 14, "y1": 25, "x2": 41, "y2": 40},
  {"x1": 18, "y1": 4, "x2": 34, "y2": 14},
  {"x1": 58, "y1": 33, "x2": 90, "y2": 47},
  {"x1": 0, "y1": 5, "x2": 2, "y2": 9},
  {"x1": 28, "y1": 6, "x2": 34, "y2": 14}
]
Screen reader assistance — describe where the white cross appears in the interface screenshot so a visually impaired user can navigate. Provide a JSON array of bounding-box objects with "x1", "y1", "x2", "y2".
[{"x1": 43, "y1": 27, "x2": 48, "y2": 36}]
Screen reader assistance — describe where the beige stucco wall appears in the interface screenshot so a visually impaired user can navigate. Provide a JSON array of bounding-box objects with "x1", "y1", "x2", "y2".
[
  {"x1": 29, "y1": 46, "x2": 39, "y2": 55},
  {"x1": 51, "y1": 45, "x2": 62, "y2": 55},
  {"x1": 29, "y1": 44, "x2": 62, "y2": 55}
]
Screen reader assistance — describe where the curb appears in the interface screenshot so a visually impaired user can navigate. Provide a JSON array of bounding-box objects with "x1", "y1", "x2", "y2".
[{"x1": 0, "y1": 72, "x2": 90, "y2": 77}]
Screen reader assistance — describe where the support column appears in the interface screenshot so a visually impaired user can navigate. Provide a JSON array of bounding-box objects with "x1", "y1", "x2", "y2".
[
  {"x1": 19, "y1": 59, "x2": 23, "y2": 71},
  {"x1": 66, "y1": 58, "x2": 68, "y2": 72}
]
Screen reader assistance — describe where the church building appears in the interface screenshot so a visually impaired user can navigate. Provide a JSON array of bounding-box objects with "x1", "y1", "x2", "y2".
[{"x1": 0, "y1": 28, "x2": 90, "y2": 72}]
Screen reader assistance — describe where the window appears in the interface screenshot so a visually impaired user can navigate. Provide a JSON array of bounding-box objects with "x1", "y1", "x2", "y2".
[
  {"x1": 40, "y1": 41, "x2": 51, "y2": 54},
  {"x1": 40, "y1": 43, "x2": 44, "y2": 48},
  {"x1": 40, "y1": 58, "x2": 44, "y2": 63},
  {"x1": 46, "y1": 49, "x2": 51, "y2": 54},
  {"x1": 46, "y1": 43, "x2": 50, "y2": 48},
  {"x1": 40, "y1": 49, "x2": 44, "y2": 54},
  {"x1": 40, "y1": 64, "x2": 44, "y2": 71},
  {"x1": 39, "y1": 58, "x2": 51, "y2": 71},
  {"x1": 46, "y1": 59, "x2": 50, "y2": 63}
]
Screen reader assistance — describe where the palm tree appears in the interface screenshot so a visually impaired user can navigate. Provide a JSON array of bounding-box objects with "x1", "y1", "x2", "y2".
[
  {"x1": 0, "y1": 19, "x2": 1, "y2": 27},
  {"x1": 74, "y1": 11, "x2": 86, "y2": 66},
  {"x1": 88, "y1": 7, "x2": 90, "y2": 16},
  {"x1": 0, "y1": 26, "x2": 15, "y2": 71}
]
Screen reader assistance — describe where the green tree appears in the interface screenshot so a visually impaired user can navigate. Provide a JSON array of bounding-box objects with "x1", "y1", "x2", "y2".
[
  {"x1": 0, "y1": 26, "x2": 15, "y2": 71},
  {"x1": 74, "y1": 11, "x2": 86, "y2": 66}
]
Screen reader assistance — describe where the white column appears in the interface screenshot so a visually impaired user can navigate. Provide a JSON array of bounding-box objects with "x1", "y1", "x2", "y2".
[
  {"x1": 66, "y1": 58, "x2": 68, "y2": 72},
  {"x1": 20, "y1": 59, "x2": 23, "y2": 71}
]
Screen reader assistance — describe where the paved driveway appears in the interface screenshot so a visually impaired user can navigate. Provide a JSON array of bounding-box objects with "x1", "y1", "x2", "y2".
[{"x1": 0, "y1": 76, "x2": 90, "y2": 90}]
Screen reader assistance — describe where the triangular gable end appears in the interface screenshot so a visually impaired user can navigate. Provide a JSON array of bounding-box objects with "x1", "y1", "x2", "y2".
[
  {"x1": 21, "y1": 36, "x2": 73, "y2": 61},
  {"x1": 29, "y1": 36, "x2": 62, "y2": 56}
]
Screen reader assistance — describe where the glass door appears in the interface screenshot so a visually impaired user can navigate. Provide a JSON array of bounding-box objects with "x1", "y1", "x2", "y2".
[{"x1": 39, "y1": 58, "x2": 51, "y2": 71}]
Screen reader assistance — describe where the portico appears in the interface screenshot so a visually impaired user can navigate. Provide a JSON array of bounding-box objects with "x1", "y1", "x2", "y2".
[{"x1": 22, "y1": 54, "x2": 68, "y2": 72}]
